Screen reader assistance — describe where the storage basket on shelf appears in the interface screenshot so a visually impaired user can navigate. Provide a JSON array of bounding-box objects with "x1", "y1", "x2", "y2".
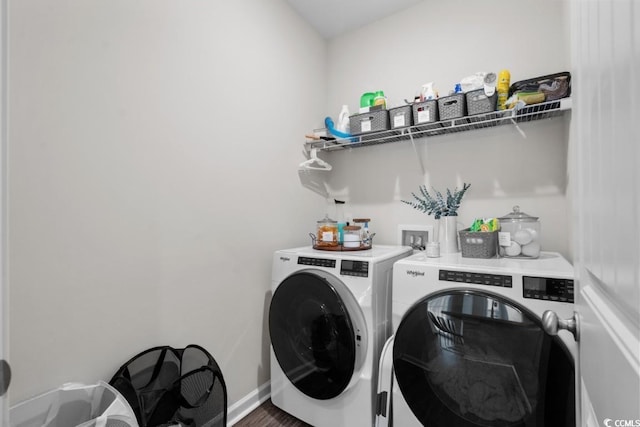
[
  {"x1": 459, "y1": 228, "x2": 499, "y2": 259},
  {"x1": 465, "y1": 89, "x2": 498, "y2": 115},
  {"x1": 349, "y1": 110, "x2": 390, "y2": 135},
  {"x1": 388, "y1": 105, "x2": 413, "y2": 130},
  {"x1": 509, "y1": 71, "x2": 571, "y2": 101},
  {"x1": 437, "y1": 93, "x2": 466, "y2": 121},
  {"x1": 411, "y1": 99, "x2": 439, "y2": 131}
]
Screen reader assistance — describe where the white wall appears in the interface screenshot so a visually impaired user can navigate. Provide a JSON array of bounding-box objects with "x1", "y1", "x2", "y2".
[
  {"x1": 322, "y1": 0, "x2": 572, "y2": 259},
  {"x1": 7, "y1": 0, "x2": 574, "y2": 414},
  {"x1": 7, "y1": 0, "x2": 327, "y2": 405}
]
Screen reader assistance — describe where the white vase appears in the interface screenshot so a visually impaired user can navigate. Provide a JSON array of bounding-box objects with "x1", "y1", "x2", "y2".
[{"x1": 437, "y1": 216, "x2": 460, "y2": 254}]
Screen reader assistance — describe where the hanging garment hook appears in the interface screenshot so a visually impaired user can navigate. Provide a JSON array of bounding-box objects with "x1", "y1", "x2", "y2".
[{"x1": 298, "y1": 148, "x2": 333, "y2": 171}]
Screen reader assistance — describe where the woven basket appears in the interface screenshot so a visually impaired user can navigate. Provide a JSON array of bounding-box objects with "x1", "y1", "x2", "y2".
[
  {"x1": 349, "y1": 110, "x2": 390, "y2": 135},
  {"x1": 388, "y1": 105, "x2": 413, "y2": 129},
  {"x1": 459, "y1": 229, "x2": 498, "y2": 258},
  {"x1": 412, "y1": 100, "x2": 438, "y2": 125},
  {"x1": 438, "y1": 94, "x2": 466, "y2": 120},
  {"x1": 466, "y1": 89, "x2": 498, "y2": 115}
]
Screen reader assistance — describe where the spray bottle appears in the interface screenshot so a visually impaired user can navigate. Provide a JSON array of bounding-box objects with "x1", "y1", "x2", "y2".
[
  {"x1": 420, "y1": 83, "x2": 435, "y2": 101},
  {"x1": 497, "y1": 69, "x2": 511, "y2": 110}
]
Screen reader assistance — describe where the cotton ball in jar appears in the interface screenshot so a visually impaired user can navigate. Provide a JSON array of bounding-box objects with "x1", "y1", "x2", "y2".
[
  {"x1": 522, "y1": 241, "x2": 541, "y2": 257},
  {"x1": 513, "y1": 229, "x2": 533, "y2": 246},
  {"x1": 526, "y1": 228, "x2": 539, "y2": 242},
  {"x1": 504, "y1": 241, "x2": 522, "y2": 257}
]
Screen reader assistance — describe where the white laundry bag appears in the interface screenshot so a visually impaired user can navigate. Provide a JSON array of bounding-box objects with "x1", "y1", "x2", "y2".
[{"x1": 9, "y1": 381, "x2": 139, "y2": 427}]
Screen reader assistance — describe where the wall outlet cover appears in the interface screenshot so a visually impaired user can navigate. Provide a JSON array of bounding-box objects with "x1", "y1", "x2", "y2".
[{"x1": 397, "y1": 224, "x2": 434, "y2": 251}]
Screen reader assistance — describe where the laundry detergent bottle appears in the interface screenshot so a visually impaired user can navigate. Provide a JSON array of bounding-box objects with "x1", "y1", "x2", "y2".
[{"x1": 336, "y1": 105, "x2": 351, "y2": 134}]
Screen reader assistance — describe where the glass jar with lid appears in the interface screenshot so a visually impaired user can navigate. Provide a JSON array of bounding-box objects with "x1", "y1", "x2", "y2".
[
  {"x1": 498, "y1": 206, "x2": 541, "y2": 258},
  {"x1": 343, "y1": 225, "x2": 362, "y2": 248},
  {"x1": 316, "y1": 215, "x2": 338, "y2": 247}
]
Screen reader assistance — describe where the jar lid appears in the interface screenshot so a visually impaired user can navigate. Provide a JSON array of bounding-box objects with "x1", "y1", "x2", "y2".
[
  {"x1": 343, "y1": 225, "x2": 361, "y2": 231},
  {"x1": 352, "y1": 218, "x2": 371, "y2": 223},
  {"x1": 498, "y1": 205, "x2": 539, "y2": 222},
  {"x1": 317, "y1": 214, "x2": 337, "y2": 224}
]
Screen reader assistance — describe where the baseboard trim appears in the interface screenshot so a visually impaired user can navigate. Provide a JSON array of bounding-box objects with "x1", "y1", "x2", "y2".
[{"x1": 227, "y1": 381, "x2": 271, "y2": 426}]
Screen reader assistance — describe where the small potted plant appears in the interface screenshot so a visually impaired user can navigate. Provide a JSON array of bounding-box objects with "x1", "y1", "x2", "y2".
[
  {"x1": 402, "y1": 183, "x2": 471, "y2": 253},
  {"x1": 402, "y1": 183, "x2": 471, "y2": 219}
]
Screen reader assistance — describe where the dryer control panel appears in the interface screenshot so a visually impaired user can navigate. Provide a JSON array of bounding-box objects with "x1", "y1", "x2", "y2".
[
  {"x1": 439, "y1": 269, "x2": 513, "y2": 287},
  {"x1": 296, "y1": 256, "x2": 369, "y2": 277},
  {"x1": 523, "y1": 276, "x2": 574, "y2": 303},
  {"x1": 297, "y1": 256, "x2": 336, "y2": 268},
  {"x1": 340, "y1": 260, "x2": 369, "y2": 277}
]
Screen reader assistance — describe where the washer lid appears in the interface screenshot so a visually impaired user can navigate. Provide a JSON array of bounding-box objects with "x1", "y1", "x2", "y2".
[
  {"x1": 393, "y1": 290, "x2": 575, "y2": 426},
  {"x1": 269, "y1": 271, "x2": 359, "y2": 400}
]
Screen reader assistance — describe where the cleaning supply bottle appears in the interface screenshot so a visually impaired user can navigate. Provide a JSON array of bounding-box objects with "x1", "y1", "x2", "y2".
[
  {"x1": 334, "y1": 200, "x2": 346, "y2": 244},
  {"x1": 353, "y1": 218, "x2": 371, "y2": 245},
  {"x1": 336, "y1": 105, "x2": 351, "y2": 134},
  {"x1": 360, "y1": 92, "x2": 375, "y2": 112},
  {"x1": 373, "y1": 91, "x2": 386, "y2": 109},
  {"x1": 497, "y1": 69, "x2": 511, "y2": 110},
  {"x1": 421, "y1": 83, "x2": 435, "y2": 101}
]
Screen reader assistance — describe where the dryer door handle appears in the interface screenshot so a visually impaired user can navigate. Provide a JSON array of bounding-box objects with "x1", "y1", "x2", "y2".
[{"x1": 542, "y1": 310, "x2": 579, "y2": 342}]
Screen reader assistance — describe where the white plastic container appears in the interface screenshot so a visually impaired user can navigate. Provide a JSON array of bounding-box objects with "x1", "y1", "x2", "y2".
[
  {"x1": 10, "y1": 381, "x2": 138, "y2": 427},
  {"x1": 336, "y1": 105, "x2": 351, "y2": 134}
]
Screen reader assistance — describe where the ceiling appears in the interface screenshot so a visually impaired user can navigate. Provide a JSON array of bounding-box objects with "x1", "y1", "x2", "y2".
[{"x1": 286, "y1": 0, "x2": 423, "y2": 39}]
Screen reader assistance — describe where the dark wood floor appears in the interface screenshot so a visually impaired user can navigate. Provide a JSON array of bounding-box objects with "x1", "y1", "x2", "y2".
[{"x1": 233, "y1": 399, "x2": 311, "y2": 427}]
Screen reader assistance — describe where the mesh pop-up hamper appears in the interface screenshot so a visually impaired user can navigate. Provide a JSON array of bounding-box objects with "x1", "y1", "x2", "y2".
[{"x1": 109, "y1": 345, "x2": 226, "y2": 427}]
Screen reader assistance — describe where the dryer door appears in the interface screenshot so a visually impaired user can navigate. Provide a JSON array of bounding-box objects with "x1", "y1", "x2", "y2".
[
  {"x1": 393, "y1": 290, "x2": 575, "y2": 427},
  {"x1": 269, "y1": 271, "x2": 358, "y2": 400}
]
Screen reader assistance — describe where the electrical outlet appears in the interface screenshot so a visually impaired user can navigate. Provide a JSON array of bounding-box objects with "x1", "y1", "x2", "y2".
[{"x1": 397, "y1": 224, "x2": 434, "y2": 251}]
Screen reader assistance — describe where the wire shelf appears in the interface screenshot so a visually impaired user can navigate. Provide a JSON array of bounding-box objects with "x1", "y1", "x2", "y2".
[{"x1": 306, "y1": 98, "x2": 572, "y2": 152}]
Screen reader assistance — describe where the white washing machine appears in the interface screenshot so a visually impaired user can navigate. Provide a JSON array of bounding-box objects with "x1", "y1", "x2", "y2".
[
  {"x1": 269, "y1": 245, "x2": 412, "y2": 427},
  {"x1": 376, "y1": 251, "x2": 577, "y2": 427}
]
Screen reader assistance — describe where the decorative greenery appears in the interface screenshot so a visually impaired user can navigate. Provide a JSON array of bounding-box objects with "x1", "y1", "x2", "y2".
[{"x1": 402, "y1": 183, "x2": 471, "y2": 219}]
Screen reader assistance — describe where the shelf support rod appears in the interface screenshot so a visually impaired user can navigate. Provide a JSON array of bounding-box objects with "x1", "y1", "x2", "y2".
[
  {"x1": 408, "y1": 128, "x2": 426, "y2": 175},
  {"x1": 509, "y1": 117, "x2": 527, "y2": 139}
]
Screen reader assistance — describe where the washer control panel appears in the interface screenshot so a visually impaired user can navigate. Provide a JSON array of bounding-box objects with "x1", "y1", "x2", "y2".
[
  {"x1": 297, "y1": 257, "x2": 336, "y2": 268},
  {"x1": 523, "y1": 276, "x2": 574, "y2": 303},
  {"x1": 439, "y1": 269, "x2": 513, "y2": 288},
  {"x1": 340, "y1": 260, "x2": 369, "y2": 277}
]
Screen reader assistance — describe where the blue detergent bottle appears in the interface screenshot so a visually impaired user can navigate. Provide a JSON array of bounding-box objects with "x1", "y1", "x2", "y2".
[{"x1": 334, "y1": 199, "x2": 346, "y2": 245}]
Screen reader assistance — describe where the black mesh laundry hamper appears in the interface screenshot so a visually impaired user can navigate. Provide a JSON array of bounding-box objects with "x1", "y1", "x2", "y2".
[{"x1": 109, "y1": 345, "x2": 227, "y2": 427}]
